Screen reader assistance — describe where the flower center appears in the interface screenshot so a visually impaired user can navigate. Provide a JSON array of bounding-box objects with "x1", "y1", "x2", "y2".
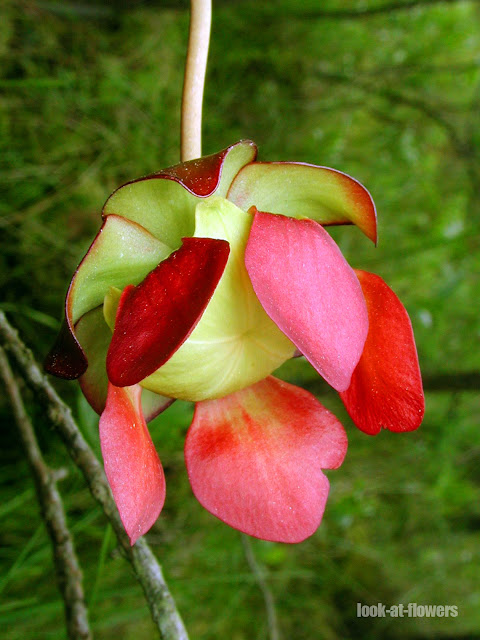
[{"x1": 106, "y1": 197, "x2": 295, "y2": 401}]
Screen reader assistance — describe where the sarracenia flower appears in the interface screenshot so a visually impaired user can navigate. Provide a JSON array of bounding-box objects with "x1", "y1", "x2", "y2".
[{"x1": 45, "y1": 140, "x2": 424, "y2": 544}]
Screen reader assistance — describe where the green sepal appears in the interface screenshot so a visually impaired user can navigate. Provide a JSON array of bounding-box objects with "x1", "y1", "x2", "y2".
[
  {"x1": 103, "y1": 140, "x2": 257, "y2": 250},
  {"x1": 68, "y1": 214, "x2": 170, "y2": 326},
  {"x1": 228, "y1": 161, "x2": 377, "y2": 243}
]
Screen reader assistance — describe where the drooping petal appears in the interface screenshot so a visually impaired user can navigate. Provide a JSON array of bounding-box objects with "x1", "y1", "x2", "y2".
[
  {"x1": 139, "y1": 198, "x2": 295, "y2": 402},
  {"x1": 228, "y1": 161, "x2": 377, "y2": 243},
  {"x1": 340, "y1": 270, "x2": 424, "y2": 435},
  {"x1": 44, "y1": 215, "x2": 170, "y2": 380},
  {"x1": 103, "y1": 140, "x2": 257, "y2": 249},
  {"x1": 106, "y1": 237, "x2": 230, "y2": 387},
  {"x1": 76, "y1": 306, "x2": 173, "y2": 418},
  {"x1": 245, "y1": 210, "x2": 369, "y2": 392},
  {"x1": 99, "y1": 383, "x2": 165, "y2": 545},
  {"x1": 185, "y1": 376, "x2": 347, "y2": 543},
  {"x1": 44, "y1": 317, "x2": 87, "y2": 379}
]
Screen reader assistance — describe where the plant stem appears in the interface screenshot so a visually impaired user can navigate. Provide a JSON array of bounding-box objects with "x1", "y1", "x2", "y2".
[
  {"x1": 0, "y1": 346, "x2": 92, "y2": 640},
  {"x1": 0, "y1": 311, "x2": 189, "y2": 640},
  {"x1": 181, "y1": 0, "x2": 212, "y2": 161},
  {"x1": 241, "y1": 534, "x2": 281, "y2": 640}
]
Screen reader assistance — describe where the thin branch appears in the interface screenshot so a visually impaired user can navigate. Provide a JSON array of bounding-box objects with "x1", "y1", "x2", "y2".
[
  {"x1": 302, "y1": 371, "x2": 480, "y2": 396},
  {"x1": 181, "y1": 0, "x2": 212, "y2": 161},
  {"x1": 296, "y1": 0, "x2": 480, "y2": 19},
  {"x1": 241, "y1": 534, "x2": 281, "y2": 640},
  {"x1": 0, "y1": 311, "x2": 189, "y2": 640},
  {"x1": 0, "y1": 346, "x2": 91, "y2": 640}
]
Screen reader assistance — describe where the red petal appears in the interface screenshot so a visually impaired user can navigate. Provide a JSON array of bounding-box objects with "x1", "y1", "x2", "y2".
[
  {"x1": 75, "y1": 306, "x2": 173, "y2": 419},
  {"x1": 245, "y1": 210, "x2": 368, "y2": 392},
  {"x1": 185, "y1": 376, "x2": 347, "y2": 543},
  {"x1": 107, "y1": 237, "x2": 230, "y2": 387},
  {"x1": 340, "y1": 270, "x2": 424, "y2": 435},
  {"x1": 99, "y1": 383, "x2": 165, "y2": 545}
]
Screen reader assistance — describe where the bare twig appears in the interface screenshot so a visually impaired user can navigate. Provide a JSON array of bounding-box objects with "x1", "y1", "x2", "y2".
[
  {"x1": 181, "y1": 0, "x2": 212, "y2": 161},
  {"x1": 302, "y1": 371, "x2": 480, "y2": 396},
  {"x1": 0, "y1": 346, "x2": 91, "y2": 640},
  {"x1": 295, "y1": 0, "x2": 480, "y2": 19},
  {"x1": 241, "y1": 534, "x2": 281, "y2": 640},
  {"x1": 0, "y1": 311, "x2": 189, "y2": 640}
]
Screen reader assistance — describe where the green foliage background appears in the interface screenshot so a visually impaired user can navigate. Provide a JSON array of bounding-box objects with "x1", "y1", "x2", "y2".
[{"x1": 1, "y1": 0, "x2": 479, "y2": 638}]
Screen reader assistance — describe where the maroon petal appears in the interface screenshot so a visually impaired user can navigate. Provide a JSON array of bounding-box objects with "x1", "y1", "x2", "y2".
[
  {"x1": 100, "y1": 383, "x2": 165, "y2": 544},
  {"x1": 76, "y1": 306, "x2": 173, "y2": 419},
  {"x1": 44, "y1": 317, "x2": 87, "y2": 379},
  {"x1": 340, "y1": 270, "x2": 424, "y2": 434},
  {"x1": 245, "y1": 210, "x2": 368, "y2": 392},
  {"x1": 185, "y1": 376, "x2": 347, "y2": 543},
  {"x1": 107, "y1": 237, "x2": 230, "y2": 387}
]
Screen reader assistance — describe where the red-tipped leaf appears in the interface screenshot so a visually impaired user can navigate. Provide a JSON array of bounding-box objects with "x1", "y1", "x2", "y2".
[
  {"x1": 340, "y1": 270, "x2": 424, "y2": 434},
  {"x1": 103, "y1": 141, "x2": 258, "y2": 249},
  {"x1": 185, "y1": 376, "x2": 347, "y2": 543},
  {"x1": 228, "y1": 161, "x2": 377, "y2": 243},
  {"x1": 99, "y1": 383, "x2": 165, "y2": 545},
  {"x1": 245, "y1": 210, "x2": 368, "y2": 392},
  {"x1": 107, "y1": 237, "x2": 230, "y2": 387},
  {"x1": 111, "y1": 140, "x2": 258, "y2": 198}
]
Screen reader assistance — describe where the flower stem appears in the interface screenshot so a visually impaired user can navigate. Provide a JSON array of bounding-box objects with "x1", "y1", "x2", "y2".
[{"x1": 181, "y1": 0, "x2": 212, "y2": 161}]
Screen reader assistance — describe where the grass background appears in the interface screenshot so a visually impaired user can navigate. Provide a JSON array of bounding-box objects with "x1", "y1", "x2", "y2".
[{"x1": 1, "y1": 0, "x2": 479, "y2": 638}]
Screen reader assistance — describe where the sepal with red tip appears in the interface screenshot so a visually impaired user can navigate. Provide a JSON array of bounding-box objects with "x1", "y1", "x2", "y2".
[
  {"x1": 228, "y1": 161, "x2": 377, "y2": 243},
  {"x1": 103, "y1": 140, "x2": 258, "y2": 248}
]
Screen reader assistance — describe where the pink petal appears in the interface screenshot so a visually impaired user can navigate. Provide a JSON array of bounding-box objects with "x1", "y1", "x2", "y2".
[
  {"x1": 245, "y1": 210, "x2": 368, "y2": 392},
  {"x1": 185, "y1": 376, "x2": 347, "y2": 543},
  {"x1": 99, "y1": 383, "x2": 165, "y2": 545},
  {"x1": 340, "y1": 270, "x2": 424, "y2": 434},
  {"x1": 107, "y1": 237, "x2": 230, "y2": 387}
]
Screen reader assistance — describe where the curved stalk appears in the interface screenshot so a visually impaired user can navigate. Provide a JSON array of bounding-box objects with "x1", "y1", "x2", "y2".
[{"x1": 181, "y1": 0, "x2": 212, "y2": 161}]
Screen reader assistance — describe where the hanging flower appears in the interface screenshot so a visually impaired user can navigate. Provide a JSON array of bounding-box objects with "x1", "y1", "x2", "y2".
[{"x1": 45, "y1": 140, "x2": 424, "y2": 545}]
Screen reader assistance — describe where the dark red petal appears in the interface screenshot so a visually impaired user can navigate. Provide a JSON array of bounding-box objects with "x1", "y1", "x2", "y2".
[
  {"x1": 76, "y1": 306, "x2": 174, "y2": 419},
  {"x1": 44, "y1": 317, "x2": 87, "y2": 379},
  {"x1": 185, "y1": 376, "x2": 348, "y2": 543},
  {"x1": 107, "y1": 237, "x2": 230, "y2": 387},
  {"x1": 110, "y1": 140, "x2": 257, "y2": 198},
  {"x1": 245, "y1": 210, "x2": 368, "y2": 392},
  {"x1": 340, "y1": 270, "x2": 424, "y2": 435},
  {"x1": 99, "y1": 383, "x2": 165, "y2": 545}
]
